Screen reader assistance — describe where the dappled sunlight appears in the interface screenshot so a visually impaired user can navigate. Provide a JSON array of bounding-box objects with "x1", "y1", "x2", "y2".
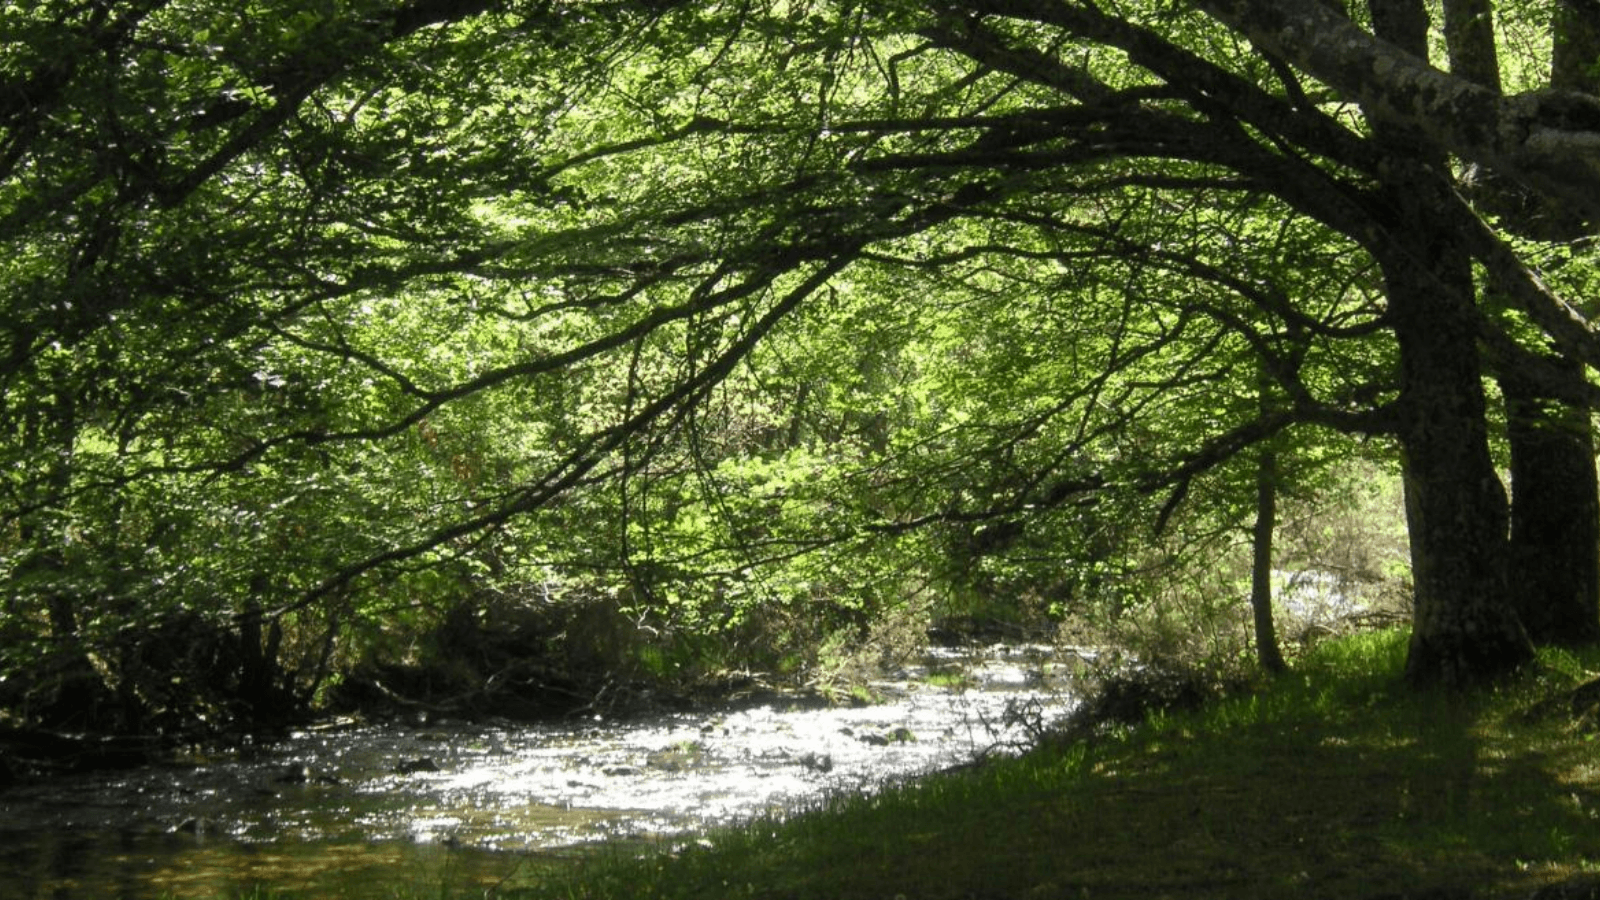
[{"x1": 0, "y1": 2, "x2": 1596, "y2": 897}]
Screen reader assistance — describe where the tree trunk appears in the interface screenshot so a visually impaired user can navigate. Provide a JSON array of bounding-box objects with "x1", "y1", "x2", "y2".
[
  {"x1": 1250, "y1": 447, "x2": 1288, "y2": 674},
  {"x1": 1363, "y1": 0, "x2": 1532, "y2": 687},
  {"x1": 1504, "y1": 365, "x2": 1600, "y2": 645},
  {"x1": 1553, "y1": 0, "x2": 1600, "y2": 94},
  {"x1": 1441, "y1": 0, "x2": 1501, "y2": 91},
  {"x1": 1508, "y1": 0, "x2": 1600, "y2": 646},
  {"x1": 1449, "y1": 0, "x2": 1600, "y2": 647},
  {"x1": 1386, "y1": 242, "x2": 1533, "y2": 686},
  {"x1": 1382, "y1": 171, "x2": 1534, "y2": 683},
  {"x1": 235, "y1": 575, "x2": 301, "y2": 726}
]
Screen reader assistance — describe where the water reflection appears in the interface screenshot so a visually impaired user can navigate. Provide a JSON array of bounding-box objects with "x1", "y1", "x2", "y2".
[{"x1": 0, "y1": 643, "x2": 1080, "y2": 899}]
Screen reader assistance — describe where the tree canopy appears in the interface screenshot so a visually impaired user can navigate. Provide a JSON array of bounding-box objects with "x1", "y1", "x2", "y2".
[{"x1": 2, "y1": 0, "x2": 1598, "y2": 734}]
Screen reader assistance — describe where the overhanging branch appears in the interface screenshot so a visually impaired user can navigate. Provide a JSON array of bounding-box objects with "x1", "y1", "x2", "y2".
[{"x1": 1193, "y1": 0, "x2": 1600, "y2": 224}]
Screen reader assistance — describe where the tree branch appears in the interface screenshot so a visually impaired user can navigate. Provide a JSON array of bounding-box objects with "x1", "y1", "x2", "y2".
[{"x1": 1193, "y1": 0, "x2": 1600, "y2": 224}]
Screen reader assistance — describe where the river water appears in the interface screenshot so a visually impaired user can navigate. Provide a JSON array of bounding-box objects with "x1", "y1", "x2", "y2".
[{"x1": 0, "y1": 643, "x2": 1083, "y2": 899}]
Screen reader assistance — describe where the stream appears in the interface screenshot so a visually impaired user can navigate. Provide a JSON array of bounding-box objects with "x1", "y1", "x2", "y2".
[{"x1": 0, "y1": 643, "x2": 1084, "y2": 899}]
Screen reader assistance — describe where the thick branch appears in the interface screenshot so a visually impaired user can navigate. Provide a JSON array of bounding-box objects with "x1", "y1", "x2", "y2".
[{"x1": 1194, "y1": 0, "x2": 1600, "y2": 223}]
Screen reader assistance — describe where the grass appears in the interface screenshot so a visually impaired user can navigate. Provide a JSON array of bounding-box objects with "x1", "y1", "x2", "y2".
[
  {"x1": 922, "y1": 670, "x2": 975, "y2": 690},
  {"x1": 509, "y1": 630, "x2": 1600, "y2": 900}
]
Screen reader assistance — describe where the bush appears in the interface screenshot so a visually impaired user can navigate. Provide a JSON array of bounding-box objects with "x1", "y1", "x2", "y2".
[{"x1": 1063, "y1": 659, "x2": 1253, "y2": 734}]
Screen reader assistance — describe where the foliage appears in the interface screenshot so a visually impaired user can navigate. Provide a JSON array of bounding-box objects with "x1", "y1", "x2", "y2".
[{"x1": 0, "y1": 0, "x2": 1595, "y2": 732}]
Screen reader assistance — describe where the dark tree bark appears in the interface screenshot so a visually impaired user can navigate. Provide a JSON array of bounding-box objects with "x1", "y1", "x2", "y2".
[
  {"x1": 1505, "y1": 2, "x2": 1600, "y2": 646},
  {"x1": 1444, "y1": 0, "x2": 1600, "y2": 646},
  {"x1": 1388, "y1": 243, "x2": 1533, "y2": 684},
  {"x1": 1250, "y1": 447, "x2": 1288, "y2": 674},
  {"x1": 1504, "y1": 365, "x2": 1600, "y2": 644},
  {"x1": 1553, "y1": 0, "x2": 1600, "y2": 94},
  {"x1": 1195, "y1": 0, "x2": 1600, "y2": 220},
  {"x1": 238, "y1": 595, "x2": 290, "y2": 719},
  {"x1": 1442, "y1": 0, "x2": 1501, "y2": 91},
  {"x1": 1368, "y1": 0, "x2": 1533, "y2": 686}
]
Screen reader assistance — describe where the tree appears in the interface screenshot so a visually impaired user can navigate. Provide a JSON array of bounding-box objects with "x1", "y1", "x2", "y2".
[
  {"x1": 1454, "y1": 0, "x2": 1600, "y2": 647},
  {"x1": 1194, "y1": 0, "x2": 1600, "y2": 220},
  {"x1": 1351, "y1": 0, "x2": 1532, "y2": 683},
  {"x1": 4, "y1": 0, "x2": 1599, "y2": 733}
]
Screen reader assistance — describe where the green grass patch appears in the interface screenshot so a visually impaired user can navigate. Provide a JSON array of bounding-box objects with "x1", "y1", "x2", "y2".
[
  {"x1": 514, "y1": 630, "x2": 1600, "y2": 899},
  {"x1": 922, "y1": 670, "x2": 975, "y2": 690}
]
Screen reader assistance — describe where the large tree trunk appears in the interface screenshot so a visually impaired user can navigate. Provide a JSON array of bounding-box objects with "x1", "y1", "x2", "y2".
[
  {"x1": 1513, "y1": 0, "x2": 1600, "y2": 646},
  {"x1": 1445, "y1": 0, "x2": 1600, "y2": 646},
  {"x1": 1363, "y1": 0, "x2": 1533, "y2": 686},
  {"x1": 1504, "y1": 0, "x2": 1600, "y2": 646},
  {"x1": 1387, "y1": 242, "x2": 1533, "y2": 686},
  {"x1": 1553, "y1": 0, "x2": 1600, "y2": 95},
  {"x1": 1504, "y1": 363, "x2": 1600, "y2": 644}
]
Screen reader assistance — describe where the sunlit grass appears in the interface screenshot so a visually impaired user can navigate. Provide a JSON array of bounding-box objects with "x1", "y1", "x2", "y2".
[{"x1": 510, "y1": 629, "x2": 1600, "y2": 900}]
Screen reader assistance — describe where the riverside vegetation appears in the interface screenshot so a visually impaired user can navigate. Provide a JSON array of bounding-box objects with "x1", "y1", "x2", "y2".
[
  {"x1": 6, "y1": 1, "x2": 1600, "y2": 754},
  {"x1": 208, "y1": 630, "x2": 1600, "y2": 900}
]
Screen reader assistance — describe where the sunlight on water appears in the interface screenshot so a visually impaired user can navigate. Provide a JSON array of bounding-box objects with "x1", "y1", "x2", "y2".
[{"x1": 0, "y1": 644, "x2": 1081, "y2": 899}]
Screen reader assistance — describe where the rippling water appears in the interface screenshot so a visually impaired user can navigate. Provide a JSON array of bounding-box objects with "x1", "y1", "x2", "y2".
[{"x1": 0, "y1": 643, "x2": 1081, "y2": 899}]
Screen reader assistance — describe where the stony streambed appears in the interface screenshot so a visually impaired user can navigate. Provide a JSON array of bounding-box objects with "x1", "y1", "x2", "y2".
[{"x1": 0, "y1": 643, "x2": 1083, "y2": 899}]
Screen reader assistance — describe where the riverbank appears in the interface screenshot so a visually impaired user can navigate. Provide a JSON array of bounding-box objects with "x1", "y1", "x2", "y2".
[{"x1": 517, "y1": 630, "x2": 1600, "y2": 900}]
